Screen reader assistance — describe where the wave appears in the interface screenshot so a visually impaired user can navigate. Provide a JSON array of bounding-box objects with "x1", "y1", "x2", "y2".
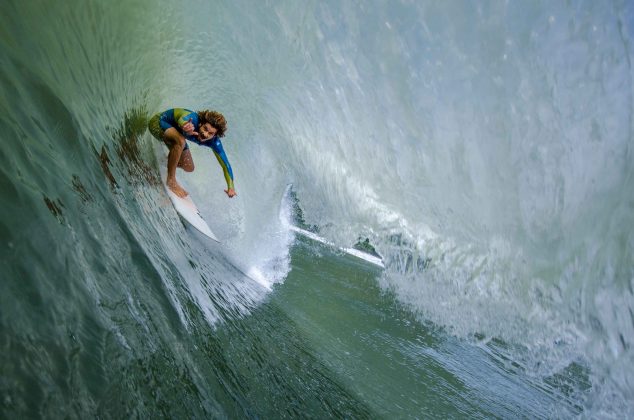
[{"x1": 1, "y1": 0, "x2": 633, "y2": 416}]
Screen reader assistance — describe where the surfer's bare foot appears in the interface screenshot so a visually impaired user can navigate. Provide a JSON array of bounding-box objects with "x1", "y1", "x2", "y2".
[{"x1": 167, "y1": 179, "x2": 188, "y2": 197}]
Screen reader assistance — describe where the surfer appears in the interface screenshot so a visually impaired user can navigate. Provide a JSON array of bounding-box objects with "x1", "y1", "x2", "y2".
[{"x1": 148, "y1": 108, "x2": 236, "y2": 198}]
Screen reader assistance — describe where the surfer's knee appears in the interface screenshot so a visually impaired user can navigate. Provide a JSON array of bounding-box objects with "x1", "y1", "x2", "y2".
[
  {"x1": 163, "y1": 127, "x2": 186, "y2": 149},
  {"x1": 178, "y1": 149, "x2": 195, "y2": 172},
  {"x1": 179, "y1": 160, "x2": 195, "y2": 172}
]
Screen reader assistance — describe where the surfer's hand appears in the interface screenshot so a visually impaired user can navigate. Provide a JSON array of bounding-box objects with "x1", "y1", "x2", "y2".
[
  {"x1": 225, "y1": 188, "x2": 236, "y2": 198},
  {"x1": 182, "y1": 118, "x2": 198, "y2": 137}
]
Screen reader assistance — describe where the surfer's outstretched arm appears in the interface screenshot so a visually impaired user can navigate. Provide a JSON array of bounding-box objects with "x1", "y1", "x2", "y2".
[{"x1": 209, "y1": 139, "x2": 236, "y2": 198}]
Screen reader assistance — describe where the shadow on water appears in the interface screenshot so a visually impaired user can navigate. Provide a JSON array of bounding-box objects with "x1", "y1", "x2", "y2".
[{"x1": 96, "y1": 104, "x2": 160, "y2": 191}]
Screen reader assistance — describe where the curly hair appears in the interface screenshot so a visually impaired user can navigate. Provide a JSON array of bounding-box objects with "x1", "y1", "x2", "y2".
[{"x1": 197, "y1": 110, "x2": 227, "y2": 138}]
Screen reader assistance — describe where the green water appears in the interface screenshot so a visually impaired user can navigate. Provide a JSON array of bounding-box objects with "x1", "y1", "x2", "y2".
[
  {"x1": 4, "y1": 234, "x2": 571, "y2": 419},
  {"x1": 214, "y1": 237, "x2": 575, "y2": 418}
]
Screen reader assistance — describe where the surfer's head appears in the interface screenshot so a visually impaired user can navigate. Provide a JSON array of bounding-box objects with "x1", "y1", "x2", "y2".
[
  {"x1": 198, "y1": 123, "x2": 217, "y2": 141},
  {"x1": 197, "y1": 110, "x2": 227, "y2": 138}
]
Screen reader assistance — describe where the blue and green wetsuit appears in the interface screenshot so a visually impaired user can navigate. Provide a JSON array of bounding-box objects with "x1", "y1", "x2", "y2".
[{"x1": 148, "y1": 108, "x2": 234, "y2": 190}]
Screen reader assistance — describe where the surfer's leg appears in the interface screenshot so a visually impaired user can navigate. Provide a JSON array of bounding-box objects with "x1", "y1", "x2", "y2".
[
  {"x1": 177, "y1": 148, "x2": 195, "y2": 172},
  {"x1": 147, "y1": 114, "x2": 164, "y2": 140},
  {"x1": 163, "y1": 127, "x2": 188, "y2": 197}
]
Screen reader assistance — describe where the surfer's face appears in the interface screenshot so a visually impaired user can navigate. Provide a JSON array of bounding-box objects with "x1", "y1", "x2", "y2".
[{"x1": 199, "y1": 123, "x2": 217, "y2": 141}]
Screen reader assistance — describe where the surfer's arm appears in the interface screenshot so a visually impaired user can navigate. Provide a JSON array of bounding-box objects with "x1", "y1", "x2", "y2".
[
  {"x1": 178, "y1": 114, "x2": 198, "y2": 137},
  {"x1": 210, "y1": 140, "x2": 235, "y2": 196},
  {"x1": 175, "y1": 109, "x2": 196, "y2": 128},
  {"x1": 174, "y1": 109, "x2": 198, "y2": 137}
]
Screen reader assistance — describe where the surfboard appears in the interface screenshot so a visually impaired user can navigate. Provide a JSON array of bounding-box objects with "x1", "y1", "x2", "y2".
[
  {"x1": 289, "y1": 225, "x2": 384, "y2": 268},
  {"x1": 156, "y1": 152, "x2": 219, "y2": 242},
  {"x1": 164, "y1": 183, "x2": 220, "y2": 242}
]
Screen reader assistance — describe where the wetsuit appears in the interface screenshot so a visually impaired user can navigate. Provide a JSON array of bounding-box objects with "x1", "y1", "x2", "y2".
[{"x1": 148, "y1": 108, "x2": 234, "y2": 190}]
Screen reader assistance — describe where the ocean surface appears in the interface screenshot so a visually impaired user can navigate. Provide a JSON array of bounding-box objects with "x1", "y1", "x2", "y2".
[{"x1": 1, "y1": 0, "x2": 633, "y2": 418}]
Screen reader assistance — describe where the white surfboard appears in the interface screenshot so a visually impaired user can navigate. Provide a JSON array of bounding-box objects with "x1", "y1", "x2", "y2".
[
  {"x1": 164, "y1": 183, "x2": 220, "y2": 242},
  {"x1": 157, "y1": 154, "x2": 220, "y2": 242},
  {"x1": 289, "y1": 225, "x2": 384, "y2": 268}
]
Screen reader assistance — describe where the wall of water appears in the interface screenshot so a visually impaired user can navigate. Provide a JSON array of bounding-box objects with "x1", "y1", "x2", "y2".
[
  {"x1": 2, "y1": 0, "x2": 632, "y2": 415},
  {"x1": 186, "y1": 1, "x2": 633, "y2": 412}
]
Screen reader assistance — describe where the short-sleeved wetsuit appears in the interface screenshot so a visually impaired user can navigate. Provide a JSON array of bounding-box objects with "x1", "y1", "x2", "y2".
[{"x1": 148, "y1": 108, "x2": 234, "y2": 190}]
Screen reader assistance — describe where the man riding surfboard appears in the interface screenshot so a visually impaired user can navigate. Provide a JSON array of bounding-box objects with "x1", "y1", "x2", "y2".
[{"x1": 148, "y1": 108, "x2": 236, "y2": 199}]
